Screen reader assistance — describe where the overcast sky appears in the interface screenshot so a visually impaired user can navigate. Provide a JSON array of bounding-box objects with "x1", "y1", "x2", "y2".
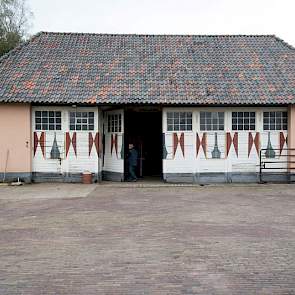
[{"x1": 28, "y1": 0, "x2": 295, "y2": 46}]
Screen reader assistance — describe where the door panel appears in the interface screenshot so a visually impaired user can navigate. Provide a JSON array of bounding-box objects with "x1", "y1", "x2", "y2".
[{"x1": 103, "y1": 109, "x2": 124, "y2": 181}]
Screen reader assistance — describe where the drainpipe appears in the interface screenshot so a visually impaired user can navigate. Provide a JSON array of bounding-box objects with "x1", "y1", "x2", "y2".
[{"x1": 2, "y1": 149, "x2": 9, "y2": 183}]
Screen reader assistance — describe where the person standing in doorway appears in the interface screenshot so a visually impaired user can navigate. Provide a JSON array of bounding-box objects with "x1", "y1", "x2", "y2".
[{"x1": 127, "y1": 143, "x2": 138, "y2": 181}]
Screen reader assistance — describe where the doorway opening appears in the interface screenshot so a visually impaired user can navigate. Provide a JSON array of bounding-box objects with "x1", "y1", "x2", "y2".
[{"x1": 124, "y1": 110, "x2": 162, "y2": 181}]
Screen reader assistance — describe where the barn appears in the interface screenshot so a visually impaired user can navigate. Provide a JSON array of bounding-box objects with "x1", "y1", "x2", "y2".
[{"x1": 0, "y1": 32, "x2": 295, "y2": 183}]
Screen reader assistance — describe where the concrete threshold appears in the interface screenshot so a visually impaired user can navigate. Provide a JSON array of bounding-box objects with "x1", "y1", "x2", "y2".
[
  {"x1": 98, "y1": 181, "x2": 295, "y2": 188},
  {"x1": 99, "y1": 181, "x2": 198, "y2": 188}
]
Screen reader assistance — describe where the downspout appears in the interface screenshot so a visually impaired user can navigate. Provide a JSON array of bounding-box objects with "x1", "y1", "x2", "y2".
[{"x1": 2, "y1": 149, "x2": 9, "y2": 183}]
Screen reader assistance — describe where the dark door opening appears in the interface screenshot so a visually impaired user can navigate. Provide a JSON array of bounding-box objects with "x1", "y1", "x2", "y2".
[{"x1": 124, "y1": 110, "x2": 162, "y2": 180}]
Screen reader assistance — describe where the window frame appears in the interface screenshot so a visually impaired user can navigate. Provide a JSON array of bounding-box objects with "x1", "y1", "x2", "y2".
[
  {"x1": 69, "y1": 111, "x2": 95, "y2": 131},
  {"x1": 232, "y1": 111, "x2": 256, "y2": 131},
  {"x1": 166, "y1": 111, "x2": 193, "y2": 132},
  {"x1": 107, "y1": 113, "x2": 122, "y2": 133},
  {"x1": 263, "y1": 111, "x2": 288, "y2": 131},
  {"x1": 34, "y1": 110, "x2": 62, "y2": 131},
  {"x1": 200, "y1": 111, "x2": 225, "y2": 131}
]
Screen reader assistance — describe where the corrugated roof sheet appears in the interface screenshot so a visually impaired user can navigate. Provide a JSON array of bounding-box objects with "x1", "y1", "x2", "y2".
[{"x1": 0, "y1": 32, "x2": 295, "y2": 105}]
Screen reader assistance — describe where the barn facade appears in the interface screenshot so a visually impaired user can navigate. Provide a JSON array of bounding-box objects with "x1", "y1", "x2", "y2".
[{"x1": 1, "y1": 32, "x2": 295, "y2": 183}]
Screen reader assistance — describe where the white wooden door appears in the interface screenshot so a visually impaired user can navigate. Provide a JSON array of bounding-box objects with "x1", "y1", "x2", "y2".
[{"x1": 102, "y1": 109, "x2": 124, "y2": 181}]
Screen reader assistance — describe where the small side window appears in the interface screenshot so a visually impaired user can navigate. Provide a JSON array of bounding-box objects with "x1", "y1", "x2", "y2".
[{"x1": 107, "y1": 114, "x2": 122, "y2": 133}]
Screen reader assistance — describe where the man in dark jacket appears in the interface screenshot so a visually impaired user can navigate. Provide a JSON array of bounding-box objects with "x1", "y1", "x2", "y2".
[{"x1": 127, "y1": 143, "x2": 138, "y2": 181}]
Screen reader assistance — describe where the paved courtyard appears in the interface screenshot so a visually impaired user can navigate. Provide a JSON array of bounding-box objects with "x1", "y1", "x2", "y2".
[{"x1": 0, "y1": 183, "x2": 295, "y2": 295}]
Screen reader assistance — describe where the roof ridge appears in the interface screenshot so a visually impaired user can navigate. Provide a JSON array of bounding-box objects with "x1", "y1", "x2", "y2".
[
  {"x1": 0, "y1": 32, "x2": 42, "y2": 64},
  {"x1": 39, "y1": 31, "x2": 277, "y2": 38}
]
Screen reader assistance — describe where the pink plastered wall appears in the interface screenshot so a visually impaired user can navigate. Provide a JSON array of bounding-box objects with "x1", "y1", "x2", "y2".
[{"x1": 0, "y1": 103, "x2": 31, "y2": 173}]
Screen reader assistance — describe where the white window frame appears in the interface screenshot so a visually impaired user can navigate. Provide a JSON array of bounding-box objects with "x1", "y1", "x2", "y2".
[
  {"x1": 166, "y1": 111, "x2": 193, "y2": 132},
  {"x1": 232, "y1": 111, "x2": 256, "y2": 131},
  {"x1": 263, "y1": 111, "x2": 288, "y2": 131},
  {"x1": 69, "y1": 111, "x2": 95, "y2": 131},
  {"x1": 200, "y1": 111, "x2": 225, "y2": 131},
  {"x1": 34, "y1": 110, "x2": 62, "y2": 131},
  {"x1": 107, "y1": 113, "x2": 122, "y2": 133}
]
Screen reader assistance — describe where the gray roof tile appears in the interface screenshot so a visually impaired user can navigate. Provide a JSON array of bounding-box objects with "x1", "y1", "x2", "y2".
[{"x1": 0, "y1": 32, "x2": 295, "y2": 105}]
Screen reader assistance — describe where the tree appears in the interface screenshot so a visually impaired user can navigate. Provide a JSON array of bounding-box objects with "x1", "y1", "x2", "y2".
[{"x1": 0, "y1": 0, "x2": 32, "y2": 57}]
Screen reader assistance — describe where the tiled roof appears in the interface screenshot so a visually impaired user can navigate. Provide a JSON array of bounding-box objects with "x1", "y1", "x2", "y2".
[{"x1": 0, "y1": 32, "x2": 295, "y2": 105}]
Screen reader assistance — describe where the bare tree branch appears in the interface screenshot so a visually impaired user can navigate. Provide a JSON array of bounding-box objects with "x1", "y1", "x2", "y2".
[{"x1": 0, "y1": 0, "x2": 32, "y2": 56}]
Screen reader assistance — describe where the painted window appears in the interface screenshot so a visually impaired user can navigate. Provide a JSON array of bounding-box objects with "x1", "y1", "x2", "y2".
[
  {"x1": 35, "y1": 111, "x2": 62, "y2": 131},
  {"x1": 69, "y1": 112, "x2": 94, "y2": 131},
  {"x1": 107, "y1": 114, "x2": 122, "y2": 132},
  {"x1": 232, "y1": 112, "x2": 255, "y2": 131},
  {"x1": 167, "y1": 112, "x2": 192, "y2": 131},
  {"x1": 263, "y1": 111, "x2": 287, "y2": 131},
  {"x1": 200, "y1": 112, "x2": 224, "y2": 131}
]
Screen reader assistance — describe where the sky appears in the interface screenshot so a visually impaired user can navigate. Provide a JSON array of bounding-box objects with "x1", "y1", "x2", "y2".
[{"x1": 27, "y1": 0, "x2": 295, "y2": 46}]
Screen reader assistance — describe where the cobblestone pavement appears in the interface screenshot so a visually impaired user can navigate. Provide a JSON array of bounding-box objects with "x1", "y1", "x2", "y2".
[{"x1": 0, "y1": 183, "x2": 295, "y2": 295}]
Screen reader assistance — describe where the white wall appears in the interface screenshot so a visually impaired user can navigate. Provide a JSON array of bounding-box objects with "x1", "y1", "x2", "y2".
[
  {"x1": 31, "y1": 106, "x2": 289, "y2": 180},
  {"x1": 32, "y1": 106, "x2": 102, "y2": 176},
  {"x1": 163, "y1": 107, "x2": 288, "y2": 176}
]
